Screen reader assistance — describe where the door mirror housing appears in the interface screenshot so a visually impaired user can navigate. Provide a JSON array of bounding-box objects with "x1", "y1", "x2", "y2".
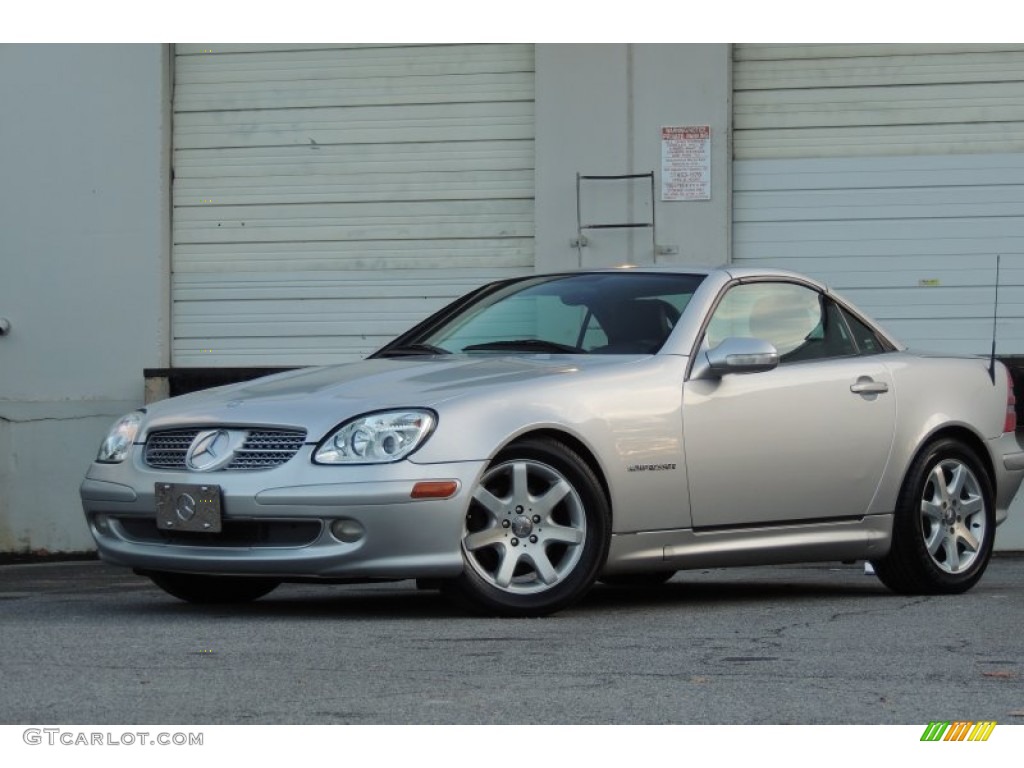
[{"x1": 704, "y1": 337, "x2": 779, "y2": 376}]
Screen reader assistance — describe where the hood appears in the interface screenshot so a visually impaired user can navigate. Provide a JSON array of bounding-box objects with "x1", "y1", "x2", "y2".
[{"x1": 140, "y1": 354, "x2": 648, "y2": 440}]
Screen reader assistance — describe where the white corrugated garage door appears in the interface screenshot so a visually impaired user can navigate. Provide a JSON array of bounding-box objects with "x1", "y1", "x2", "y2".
[
  {"x1": 733, "y1": 44, "x2": 1024, "y2": 355},
  {"x1": 172, "y1": 44, "x2": 535, "y2": 367}
]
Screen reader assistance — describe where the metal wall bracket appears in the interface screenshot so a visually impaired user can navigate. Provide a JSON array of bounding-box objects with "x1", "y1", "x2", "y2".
[{"x1": 575, "y1": 172, "x2": 657, "y2": 266}]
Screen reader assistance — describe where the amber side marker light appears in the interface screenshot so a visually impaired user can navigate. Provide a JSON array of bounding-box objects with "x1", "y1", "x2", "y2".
[{"x1": 411, "y1": 481, "x2": 460, "y2": 499}]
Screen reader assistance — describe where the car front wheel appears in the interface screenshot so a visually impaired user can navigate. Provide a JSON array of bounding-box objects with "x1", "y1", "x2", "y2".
[
  {"x1": 872, "y1": 438, "x2": 994, "y2": 594},
  {"x1": 147, "y1": 572, "x2": 280, "y2": 604},
  {"x1": 443, "y1": 438, "x2": 611, "y2": 617}
]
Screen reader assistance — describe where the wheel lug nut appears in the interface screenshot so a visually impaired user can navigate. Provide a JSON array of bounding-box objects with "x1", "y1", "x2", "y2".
[
  {"x1": 532, "y1": 515, "x2": 541, "y2": 524},
  {"x1": 502, "y1": 520, "x2": 511, "y2": 528},
  {"x1": 511, "y1": 538, "x2": 519, "y2": 547},
  {"x1": 516, "y1": 505, "x2": 524, "y2": 513},
  {"x1": 529, "y1": 535, "x2": 538, "y2": 544}
]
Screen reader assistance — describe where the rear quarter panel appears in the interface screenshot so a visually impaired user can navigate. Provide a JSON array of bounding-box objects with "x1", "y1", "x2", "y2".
[{"x1": 870, "y1": 352, "x2": 1008, "y2": 515}]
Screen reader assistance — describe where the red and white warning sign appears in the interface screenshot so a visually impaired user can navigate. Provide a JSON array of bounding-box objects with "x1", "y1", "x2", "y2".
[{"x1": 661, "y1": 125, "x2": 711, "y2": 201}]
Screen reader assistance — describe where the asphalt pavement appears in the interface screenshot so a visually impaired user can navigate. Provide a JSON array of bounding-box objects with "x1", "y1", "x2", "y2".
[{"x1": 0, "y1": 557, "x2": 1021, "y2": 724}]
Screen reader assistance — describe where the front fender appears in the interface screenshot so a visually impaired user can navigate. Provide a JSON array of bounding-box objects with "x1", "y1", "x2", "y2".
[{"x1": 410, "y1": 355, "x2": 692, "y2": 533}]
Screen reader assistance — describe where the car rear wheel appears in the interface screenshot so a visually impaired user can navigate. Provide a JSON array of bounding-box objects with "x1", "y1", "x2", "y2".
[
  {"x1": 147, "y1": 572, "x2": 280, "y2": 604},
  {"x1": 443, "y1": 438, "x2": 611, "y2": 617},
  {"x1": 872, "y1": 438, "x2": 994, "y2": 594}
]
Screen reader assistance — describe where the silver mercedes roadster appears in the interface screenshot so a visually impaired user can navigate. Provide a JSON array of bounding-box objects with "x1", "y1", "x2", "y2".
[{"x1": 81, "y1": 267, "x2": 1024, "y2": 616}]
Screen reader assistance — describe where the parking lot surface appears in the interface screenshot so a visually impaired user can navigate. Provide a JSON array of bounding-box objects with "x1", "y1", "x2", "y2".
[{"x1": 0, "y1": 557, "x2": 1021, "y2": 724}]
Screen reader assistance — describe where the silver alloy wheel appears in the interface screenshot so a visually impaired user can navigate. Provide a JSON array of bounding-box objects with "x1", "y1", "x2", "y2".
[
  {"x1": 463, "y1": 459, "x2": 587, "y2": 595},
  {"x1": 920, "y1": 458, "x2": 987, "y2": 574}
]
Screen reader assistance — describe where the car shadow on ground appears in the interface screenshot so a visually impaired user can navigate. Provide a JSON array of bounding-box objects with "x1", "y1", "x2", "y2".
[{"x1": 108, "y1": 572, "x2": 892, "y2": 621}]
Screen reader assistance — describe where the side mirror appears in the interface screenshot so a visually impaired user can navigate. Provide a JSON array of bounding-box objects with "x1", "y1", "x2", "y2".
[{"x1": 705, "y1": 337, "x2": 779, "y2": 376}]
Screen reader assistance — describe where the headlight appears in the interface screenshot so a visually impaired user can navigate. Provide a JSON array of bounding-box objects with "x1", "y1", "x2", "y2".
[
  {"x1": 314, "y1": 410, "x2": 436, "y2": 464},
  {"x1": 96, "y1": 412, "x2": 143, "y2": 463}
]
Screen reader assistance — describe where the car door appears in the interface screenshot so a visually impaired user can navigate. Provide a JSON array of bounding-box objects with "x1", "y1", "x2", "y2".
[{"x1": 682, "y1": 280, "x2": 896, "y2": 529}]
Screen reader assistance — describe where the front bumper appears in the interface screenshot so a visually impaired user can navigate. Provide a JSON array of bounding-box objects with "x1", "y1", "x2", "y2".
[{"x1": 80, "y1": 447, "x2": 487, "y2": 580}]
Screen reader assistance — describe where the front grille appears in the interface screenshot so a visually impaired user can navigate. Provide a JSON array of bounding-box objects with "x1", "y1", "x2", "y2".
[
  {"x1": 116, "y1": 517, "x2": 322, "y2": 547},
  {"x1": 233, "y1": 430, "x2": 307, "y2": 469},
  {"x1": 144, "y1": 430, "x2": 196, "y2": 468},
  {"x1": 144, "y1": 428, "x2": 307, "y2": 471}
]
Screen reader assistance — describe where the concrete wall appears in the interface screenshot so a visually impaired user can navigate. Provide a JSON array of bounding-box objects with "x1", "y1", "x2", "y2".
[
  {"x1": 535, "y1": 44, "x2": 731, "y2": 271},
  {"x1": 0, "y1": 44, "x2": 170, "y2": 553}
]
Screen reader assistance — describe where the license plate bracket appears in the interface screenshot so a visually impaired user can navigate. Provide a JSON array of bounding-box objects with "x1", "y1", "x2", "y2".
[{"x1": 155, "y1": 483, "x2": 223, "y2": 533}]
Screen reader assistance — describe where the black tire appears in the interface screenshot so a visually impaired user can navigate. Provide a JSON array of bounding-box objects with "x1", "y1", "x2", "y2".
[
  {"x1": 148, "y1": 572, "x2": 280, "y2": 604},
  {"x1": 599, "y1": 571, "x2": 676, "y2": 588},
  {"x1": 442, "y1": 438, "x2": 611, "y2": 617},
  {"x1": 872, "y1": 438, "x2": 995, "y2": 595}
]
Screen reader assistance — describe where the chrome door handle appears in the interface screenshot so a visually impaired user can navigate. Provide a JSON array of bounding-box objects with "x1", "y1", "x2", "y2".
[{"x1": 850, "y1": 380, "x2": 889, "y2": 394}]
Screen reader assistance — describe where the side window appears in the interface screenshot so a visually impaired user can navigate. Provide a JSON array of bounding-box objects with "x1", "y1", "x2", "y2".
[
  {"x1": 839, "y1": 306, "x2": 886, "y2": 355},
  {"x1": 705, "y1": 282, "x2": 856, "y2": 364}
]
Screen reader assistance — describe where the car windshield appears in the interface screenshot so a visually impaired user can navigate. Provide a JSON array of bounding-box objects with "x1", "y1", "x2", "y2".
[{"x1": 401, "y1": 271, "x2": 705, "y2": 355}]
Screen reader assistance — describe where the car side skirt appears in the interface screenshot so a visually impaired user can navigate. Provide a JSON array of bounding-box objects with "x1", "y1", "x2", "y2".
[{"x1": 603, "y1": 514, "x2": 893, "y2": 574}]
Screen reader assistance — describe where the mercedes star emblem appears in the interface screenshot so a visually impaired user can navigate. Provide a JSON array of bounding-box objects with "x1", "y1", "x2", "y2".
[{"x1": 185, "y1": 429, "x2": 243, "y2": 472}]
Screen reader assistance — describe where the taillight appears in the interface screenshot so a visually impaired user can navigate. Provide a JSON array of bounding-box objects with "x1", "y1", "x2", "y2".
[{"x1": 1006, "y1": 371, "x2": 1017, "y2": 433}]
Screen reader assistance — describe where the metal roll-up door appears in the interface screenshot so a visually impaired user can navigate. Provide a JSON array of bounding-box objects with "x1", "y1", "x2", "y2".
[
  {"x1": 733, "y1": 44, "x2": 1024, "y2": 355},
  {"x1": 172, "y1": 44, "x2": 535, "y2": 367}
]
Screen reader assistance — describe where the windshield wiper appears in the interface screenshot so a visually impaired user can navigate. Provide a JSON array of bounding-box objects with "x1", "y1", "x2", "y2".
[
  {"x1": 378, "y1": 343, "x2": 451, "y2": 357},
  {"x1": 462, "y1": 339, "x2": 582, "y2": 354}
]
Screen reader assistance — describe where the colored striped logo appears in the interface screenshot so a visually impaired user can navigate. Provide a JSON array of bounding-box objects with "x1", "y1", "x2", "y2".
[{"x1": 920, "y1": 721, "x2": 997, "y2": 742}]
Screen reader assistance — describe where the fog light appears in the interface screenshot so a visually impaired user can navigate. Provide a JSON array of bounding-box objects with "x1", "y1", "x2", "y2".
[
  {"x1": 330, "y1": 519, "x2": 365, "y2": 543},
  {"x1": 94, "y1": 514, "x2": 111, "y2": 533}
]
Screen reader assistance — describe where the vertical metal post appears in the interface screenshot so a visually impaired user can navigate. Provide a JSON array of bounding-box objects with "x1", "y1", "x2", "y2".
[
  {"x1": 649, "y1": 172, "x2": 657, "y2": 263},
  {"x1": 575, "y1": 173, "x2": 583, "y2": 268}
]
